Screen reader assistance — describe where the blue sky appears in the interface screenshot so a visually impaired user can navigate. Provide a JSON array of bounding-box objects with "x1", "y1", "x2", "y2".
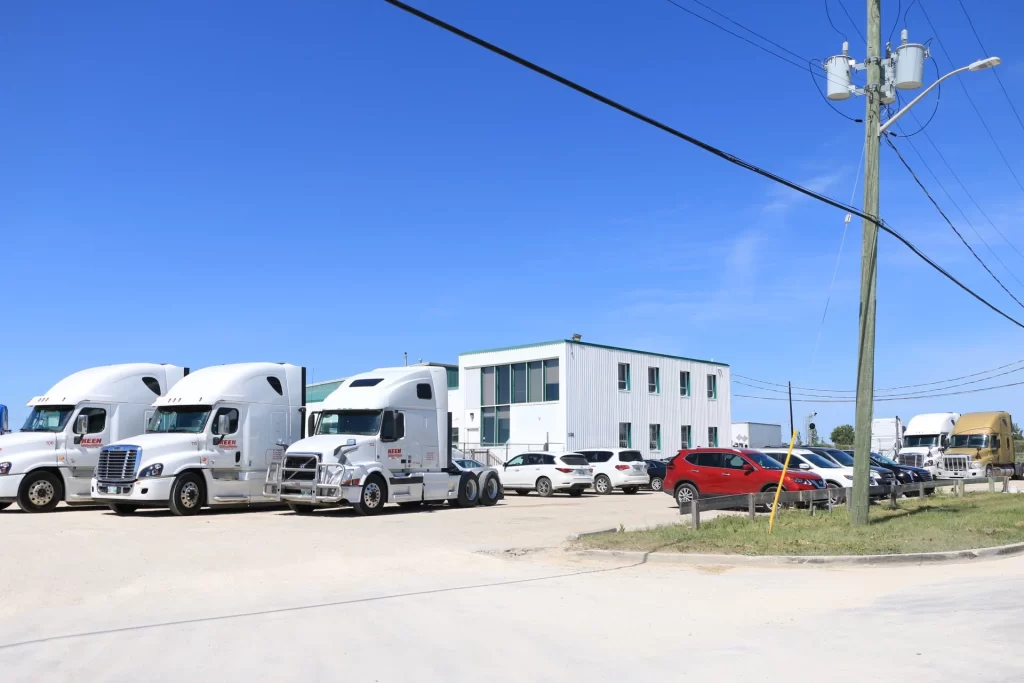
[{"x1": 2, "y1": 0, "x2": 1023, "y2": 437}]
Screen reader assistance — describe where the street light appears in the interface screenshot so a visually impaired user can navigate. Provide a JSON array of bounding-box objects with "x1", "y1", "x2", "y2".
[{"x1": 878, "y1": 56, "x2": 1001, "y2": 135}]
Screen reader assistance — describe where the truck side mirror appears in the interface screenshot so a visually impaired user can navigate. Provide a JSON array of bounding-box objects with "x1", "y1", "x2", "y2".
[
  {"x1": 380, "y1": 411, "x2": 395, "y2": 442},
  {"x1": 218, "y1": 413, "x2": 231, "y2": 435},
  {"x1": 75, "y1": 414, "x2": 89, "y2": 435}
]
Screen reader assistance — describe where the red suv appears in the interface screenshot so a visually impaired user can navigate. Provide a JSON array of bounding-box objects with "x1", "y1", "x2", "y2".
[{"x1": 663, "y1": 448, "x2": 825, "y2": 508}]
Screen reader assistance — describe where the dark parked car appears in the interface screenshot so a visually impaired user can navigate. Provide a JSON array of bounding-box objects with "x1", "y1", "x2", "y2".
[
  {"x1": 644, "y1": 459, "x2": 667, "y2": 492},
  {"x1": 868, "y1": 452, "x2": 933, "y2": 493},
  {"x1": 804, "y1": 447, "x2": 898, "y2": 493}
]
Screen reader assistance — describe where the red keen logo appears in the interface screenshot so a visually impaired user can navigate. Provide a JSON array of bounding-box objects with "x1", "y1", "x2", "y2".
[
  {"x1": 387, "y1": 448, "x2": 402, "y2": 458},
  {"x1": 219, "y1": 440, "x2": 238, "y2": 448},
  {"x1": 81, "y1": 438, "x2": 103, "y2": 447}
]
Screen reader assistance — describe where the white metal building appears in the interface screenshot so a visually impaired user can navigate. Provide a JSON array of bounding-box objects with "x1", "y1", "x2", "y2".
[{"x1": 454, "y1": 339, "x2": 730, "y2": 461}]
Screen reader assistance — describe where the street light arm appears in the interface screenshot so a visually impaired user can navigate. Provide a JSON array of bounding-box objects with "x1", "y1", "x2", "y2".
[{"x1": 878, "y1": 66, "x2": 969, "y2": 135}]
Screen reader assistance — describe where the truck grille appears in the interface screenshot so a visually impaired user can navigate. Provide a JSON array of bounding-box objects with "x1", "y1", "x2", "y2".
[
  {"x1": 282, "y1": 454, "x2": 318, "y2": 482},
  {"x1": 97, "y1": 447, "x2": 140, "y2": 483},
  {"x1": 898, "y1": 453, "x2": 923, "y2": 467},
  {"x1": 943, "y1": 456, "x2": 969, "y2": 473}
]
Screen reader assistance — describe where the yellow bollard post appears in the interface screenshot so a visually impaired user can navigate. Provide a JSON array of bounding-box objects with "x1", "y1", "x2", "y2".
[{"x1": 768, "y1": 430, "x2": 798, "y2": 535}]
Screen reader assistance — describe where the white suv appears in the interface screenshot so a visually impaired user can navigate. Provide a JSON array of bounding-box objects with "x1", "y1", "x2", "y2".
[
  {"x1": 498, "y1": 452, "x2": 594, "y2": 497},
  {"x1": 761, "y1": 447, "x2": 877, "y2": 504},
  {"x1": 576, "y1": 448, "x2": 649, "y2": 495}
]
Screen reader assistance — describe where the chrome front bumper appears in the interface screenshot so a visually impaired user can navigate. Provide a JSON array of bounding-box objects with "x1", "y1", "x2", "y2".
[{"x1": 264, "y1": 461, "x2": 360, "y2": 505}]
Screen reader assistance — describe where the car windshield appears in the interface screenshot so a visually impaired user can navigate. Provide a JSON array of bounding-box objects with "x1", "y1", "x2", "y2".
[
  {"x1": 804, "y1": 453, "x2": 840, "y2": 468},
  {"x1": 21, "y1": 406, "x2": 75, "y2": 432},
  {"x1": 903, "y1": 434, "x2": 939, "y2": 447},
  {"x1": 147, "y1": 406, "x2": 212, "y2": 433},
  {"x1": 317, "y1": 410, "x2": 383, "y2": 436},
  {"x1": 950, "y1": 434, "x2": 992, "y2": 448},
  {"x1": 873, "y1": 453, "x2": 899, "y2": 466},
  {"x1": 822, "y1": 449, "x2": 855, "y2": 466},
  {"x1": 746, "y1": 452, "x2": 783, "y2": 470}
]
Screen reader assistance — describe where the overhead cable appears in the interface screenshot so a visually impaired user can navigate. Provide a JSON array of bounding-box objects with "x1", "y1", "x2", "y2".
[
  {"x1": 737, "y1": 377, "x2": 1024, "y2": 403},
  {"x1": 956, "y1": 0, "x2": 1024, "y2": 136}
]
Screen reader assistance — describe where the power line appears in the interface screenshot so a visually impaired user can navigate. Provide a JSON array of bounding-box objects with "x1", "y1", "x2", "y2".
[
  {"x1": 884, "y1": 135, "x2": 1024, "y2": 311},
  {"x1": 825, "y1": 0, "x2": 848, "y2": 41},
  {"x1": 737, "y1": 377, "x2": 1024, "y2": 403},
  {"x1": 835, "y1": 0, "x2": 866, "y2": 43},
  {"x1": 733, "y1": 358, "x2": 1024, "y2": 393},
  {"x1": 382, "y1": 0, "x2": 1024, "y2": 333},
  {"x1": 955, "y1": 0, "x2": 1024, "y2": 135},
  {"x1": 917, "y1": 1, "x2": 1024, "y2": 197}
]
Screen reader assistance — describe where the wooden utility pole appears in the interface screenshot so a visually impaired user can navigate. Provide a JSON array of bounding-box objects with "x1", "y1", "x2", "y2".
[
  {"x1": 788, "y1": 381, "x2": 794, "y2": 442},
  {"x1": 852, "y1": 0, "x2": 882, "y2": 526}
]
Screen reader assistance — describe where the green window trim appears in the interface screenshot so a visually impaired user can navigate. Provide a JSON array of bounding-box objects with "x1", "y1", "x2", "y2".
[
  {"x1": 680, "y1": 371, "x2": 691, "y2": 398},
  {"x1": 479, "y1": 359, "x2": 560, "y2": 407},
  {"x1": 681, "y1": 425, "x2": 692, "y2": 449}
]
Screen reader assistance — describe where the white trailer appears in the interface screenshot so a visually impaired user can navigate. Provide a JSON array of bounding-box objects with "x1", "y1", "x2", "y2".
[
  {"x1": 0, "y1": 364, "x2": 187, "y2": 513},
  {"x1": 731, "y1": 422, "x2": 782, "y2": 449},
  {"x1": 870, "y1": 417, "x2": 903, "y2": 459},
  {"x1": 91, "y1": 362, "x2": 305, "y2": 516},
  {"x1": 264, "y1": 365, "x2": 502, "y2": 514},
  {"x1": 898, "y1": 412, "x2": 959, "y2": 475}
]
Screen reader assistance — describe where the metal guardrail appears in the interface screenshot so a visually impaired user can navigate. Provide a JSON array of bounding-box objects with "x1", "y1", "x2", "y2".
[{"x1": 677, "y1": 477, "x2": 1013, "y2": 529}]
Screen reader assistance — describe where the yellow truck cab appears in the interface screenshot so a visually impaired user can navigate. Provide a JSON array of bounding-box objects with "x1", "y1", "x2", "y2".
[{"x1": 937, "y1": 411, "x2": 1018, "y2": 479}]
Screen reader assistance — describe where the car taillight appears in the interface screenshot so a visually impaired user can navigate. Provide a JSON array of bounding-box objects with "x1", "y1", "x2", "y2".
[
  {"x1": 555, "y1": 467, "x2": 573, "y2": 473},
  {"x1": 615, "y1": 464, "x2": 630, "y2": 471}
]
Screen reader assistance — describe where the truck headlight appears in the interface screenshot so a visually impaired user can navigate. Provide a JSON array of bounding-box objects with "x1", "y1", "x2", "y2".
[
  {"x1": 138, "y1": 463, "x2": 164, "y2": 478},
  {"x1": 0, "y1": 462, "x2": 11, "y2": 475}
]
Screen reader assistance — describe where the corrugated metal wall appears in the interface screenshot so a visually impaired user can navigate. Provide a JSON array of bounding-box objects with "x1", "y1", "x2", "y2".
[{"x1": 564, "y1": 342, "x2": 731, "y2": 458}]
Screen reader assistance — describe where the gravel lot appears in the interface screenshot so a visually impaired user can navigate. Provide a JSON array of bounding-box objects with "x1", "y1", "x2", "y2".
[{"x1": 2, "y1": 489, "x2": 1022, "y2": 682}]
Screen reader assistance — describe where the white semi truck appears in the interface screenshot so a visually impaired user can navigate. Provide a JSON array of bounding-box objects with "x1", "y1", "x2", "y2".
[
  {"x1": 264, "y1": 365, "x2": 502, "y2": 514},
  {"x1": 0, "y1": 364, "x2": 187, "y2": 513},
  {"x1": 897, "y1": 412, "x2": 959, "y2": 476},
  {"x1": 91, "y1": 362, "x2": 305, "y2": 516},
  {"x1": 870, "y1": 416, "x2": 904, "y2": 459}
]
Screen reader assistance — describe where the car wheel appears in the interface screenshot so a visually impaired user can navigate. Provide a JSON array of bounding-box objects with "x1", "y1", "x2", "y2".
[
  {"x1": 826, "y1": 482, "x2": 842, "y2": 506},
  {"x1": 480, "y1": 475, "x2": 501, "y2": 506},
  {"x1": 761, "y1": 485, "x2": 787, "y2": 512},
  {"x1": 515, "y1": 489, "x2": 530, "y2": 496},
  {"x1": 649, "y1": 476, "x2": 664, "y2": 492},
  {"x1": 453, "y1": 473, "x2": 480, "y2": 508},
  {"x1": 674, "y1": 483, "x2": 698, "y2": 508},
  {"x1": 288, "y1": 503, "x2": 315, "y2": 515},
  {"x1": 352, "y1": 474, "x2": 387, "y2": 515},
  {"x1": 536, "y1": 477, "x2": 554, "y2": 497},
  {"x1": 593, "y1": 474, "x2": 612, "y2": 495},
  {"x1": 168, "y1": 472, "x2": 205, "y2": 516},
  {"x1": 622, "y1": 486, "x2": 639, "y2": 495},
  {"x1": 17, "y1": 470, "x2": 62, "y2": 513},
  {"x1": 568, "y1": 488, "x2": 584, "y2": 497},
  {"x1": 108, "y1": 503, "x2": 137, "y2": 516}
]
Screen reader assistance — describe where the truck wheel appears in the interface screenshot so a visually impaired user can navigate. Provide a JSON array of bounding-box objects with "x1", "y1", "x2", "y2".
[
  {"x1": 480, "y1": 475, "x2": 501, "y2": 506},
  {"x1": 622, "y1": 486, "x2": 639, "y2": 495},
  {"x1": 536, "y1": 477, "x2": 554, "y2": 497},
  {"x1": 108, "y1": 503, "x2": 137, "y2": 516},
  {"x1": 168, "y1": 472, "x2": 205, "y2": 516},
  {"x1": 288, "y1": 503, "x2": 315, "y2": 515},
  {"x1": 593, "y1": 475, "x2": 612, "y2": 495},
  {"x1": 17, "y1": 470, "x2": 62, "y2": 513},
  {"x1": 352, "y1": 474, "x2": 387, "y2": 516},
  {"x1": 454, "y1": 473, "x2": 480, "y2": 507}
]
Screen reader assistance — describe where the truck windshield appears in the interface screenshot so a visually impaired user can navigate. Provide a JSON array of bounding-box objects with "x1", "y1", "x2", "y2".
[
  {"x1": 950, "y1": 434, "x2": 992, "y2": 448},
  {"x1": 904, "y1": 435, "x2": 939, "y2": 447},
  {"x1": 21, "y1": 406, "x2": 74, "y2": 432},
  {"x1": 147, "y1": 406, "x2": 211, "y2": 433},
  {"x1": 318, "y1": 410, "x2": 383, "y2": 436}
]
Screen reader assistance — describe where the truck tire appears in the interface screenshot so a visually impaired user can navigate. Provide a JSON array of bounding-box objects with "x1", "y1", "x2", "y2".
[
  {"x1": 108, "y1": 503, "x2": 138, "y2": 516},
  {"x1": 535, "y1": 477, "x2": 554, "y2": 497},
  {"x1": 454, "y1": 473, "x2": 480, "y2": 507},
  {"x1": 17, "y1": 470, "x2": 62, "y2": 513},
  {"x1": 288, "y1": 503, "x2": 315, "y2": 515},
  {"x1": 593, "y1": 474, "x2": 612, "y2": 495},
  {"x1": 168, "y1": 472, "x2": 205, "y2": 516},
  {"x1": 480, "y1": 474, "x2": 501, "y2": 506},
  {"x1": 352, "y1": 474, "x2": 387, "y2": 516}
]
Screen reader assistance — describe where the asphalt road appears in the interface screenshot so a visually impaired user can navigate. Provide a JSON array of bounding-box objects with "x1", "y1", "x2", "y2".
[{"x1": 1, "y1": 491, "x2": 1021, "y2": 682}]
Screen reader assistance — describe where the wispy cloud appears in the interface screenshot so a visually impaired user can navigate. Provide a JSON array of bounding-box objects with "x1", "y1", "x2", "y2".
[{"x1": 761, "y1": 171, "x2": 845, "y2": 214}]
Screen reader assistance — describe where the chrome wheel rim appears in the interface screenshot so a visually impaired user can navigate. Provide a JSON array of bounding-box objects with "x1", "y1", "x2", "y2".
[
  {"x1": 485, "y1": 477, "x2": 499, "y2": 498},
  {"x1": 364, "y1": 482, "x2": 382, "y2": 508},
  {"x1": 651, "y1": 477, "x2": 663, "y2": 492},
  {"x1": 676, "y1": 486, "x2": 694, "y2": 505},
  {"x1": 180, "y1": 482, "x2": 200, "y2": 509},
  {"x1": 537, "y1": 480, "x2": 551, "y2": 495},
  {"x1": 465, "y1": 478, "x2": 479, "y2": 501},
  {"x1": 27, "y1": 480, "x2": 55, "y2": 507},
  {"x1": 596, "y1": 477, "x2": 609, "y2": 493}
]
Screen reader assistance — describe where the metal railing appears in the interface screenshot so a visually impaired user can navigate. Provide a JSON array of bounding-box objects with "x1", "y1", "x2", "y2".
[
  {"x1": 677, "y1": 477, "x2": 1012, "y2": 529},
  {"x1": 455, "y1": 442, "x2": 567, "y2": 467}
]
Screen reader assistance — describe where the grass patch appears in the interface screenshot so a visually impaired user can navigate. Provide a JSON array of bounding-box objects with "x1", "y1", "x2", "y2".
[{"x1": 575, "y1": 493, "x2": 1024, "y2": 556}]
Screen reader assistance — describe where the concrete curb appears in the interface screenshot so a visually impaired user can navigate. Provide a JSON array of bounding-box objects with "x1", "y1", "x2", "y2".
[
  {"x1": 566, "y1": 528, "x2": 618, "y2": 542},
  {"x1": 570, "y1": 541, "x2": 1024, "y2": 567}
]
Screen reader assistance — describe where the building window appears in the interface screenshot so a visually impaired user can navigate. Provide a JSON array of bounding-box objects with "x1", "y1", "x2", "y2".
[
  {"x1": 512, "y1": 363, "x2": 527, "y2": 403},
  {"x1": 527, "y1": 361, "x2": 543, "y2": 402},
  {"x1": 707, "y1": 374, "x2": 717, "y2": 400},
  {"x1": 649, "y1": 424, "x2": 661, "y2": 451},
  {"x1": 618, "y1": 363, "x2": 631, "y2": 391},
  {"x1": 446, "y1": 368, "x2": 459, "y2": 390},
  {"x1": 681, "y1": 425, "x2": 691, "y2": 449},
  {"x1": 450, "y1": 426, "x2": 459, "y2": 445},
  {"x1": 497, "y1": 365, "x2": 511, "y2": 405},
  {"x1": 679, "y1": 371, "x2": 691, "y2": 397},
  {"x1": 708, "y1": 426, "x2": 718, "y2": 447},
  {"x1": 648, "y1": 367, "x2": 660, "y2": 394},
  {"x1": 482, "y1": 367, "x2": 496, "y2": 405},
  {"x1": 481, "y1": 406, "x2": 511, "y2": 445},
  {"x1": 618, "y1": 422, "x2": 632, "y2": 448},
  {"x1": 544, "y1": 359, "x2": 559, "y2": 401}
]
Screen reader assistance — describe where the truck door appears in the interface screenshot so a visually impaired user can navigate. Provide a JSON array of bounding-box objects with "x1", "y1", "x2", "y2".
[
  {"x1": 65, "y1": 404, "x2": 110, "y2": 497},
  {"x1": 209, "y1": 405, "x2": 247, "y2": 498},
  {"x1": 256, "y1": 411, "x2": 288, "y2": 498}
]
